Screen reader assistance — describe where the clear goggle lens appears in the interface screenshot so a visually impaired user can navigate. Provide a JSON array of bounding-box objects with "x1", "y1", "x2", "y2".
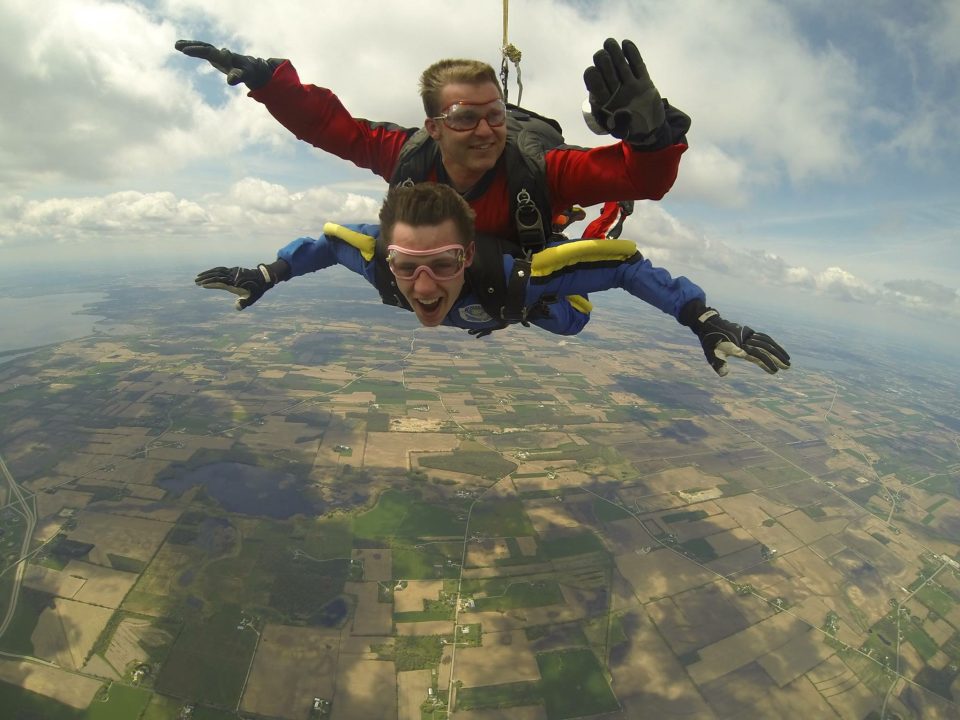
[
  {"x1": 386, "y1": 244, "x2": 466, "y2": 281},
  {"x1": 434, "y1": 99, "x2": 507, "y2": 131}
]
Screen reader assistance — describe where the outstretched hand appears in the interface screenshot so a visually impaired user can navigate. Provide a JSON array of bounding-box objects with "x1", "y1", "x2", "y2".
[
  {"x1": 195, "y1": 265, "x2": 276, "y2": 310},
  {"x1": 692, "y1": 309, "x2": 791, "y2": 377},
  {"x1": 175, "y1": 40, "x2": 283, "y2": 90},
  {"x1": 583, "y1": 38, "x2": 665, "y2": 143}
]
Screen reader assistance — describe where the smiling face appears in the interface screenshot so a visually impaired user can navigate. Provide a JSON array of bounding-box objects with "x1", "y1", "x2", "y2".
[
  {"x1": 425, "y1": 81, "x2": 508, "y2": 192},
  {"x1": 389, "y1": 220, "x2": 475, "y2": 326}
]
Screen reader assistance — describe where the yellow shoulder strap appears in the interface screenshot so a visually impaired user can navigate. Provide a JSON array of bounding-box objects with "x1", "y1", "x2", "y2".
[
  {"x1": 530, "y1": 239, "x2": 638, "y2": 278},
  {"x1": 323, "y1": 222, "x2": 377, "y2": 262}
]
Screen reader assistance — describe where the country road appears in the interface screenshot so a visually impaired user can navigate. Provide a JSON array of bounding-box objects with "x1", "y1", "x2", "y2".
[{"x1": 0, "y1": 452, "x2": 36, "y2": 640}]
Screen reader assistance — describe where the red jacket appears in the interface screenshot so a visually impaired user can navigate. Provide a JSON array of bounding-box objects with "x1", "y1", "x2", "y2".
[{"x1": 251, "y1": 61, "x2": 687, "y2": 241}]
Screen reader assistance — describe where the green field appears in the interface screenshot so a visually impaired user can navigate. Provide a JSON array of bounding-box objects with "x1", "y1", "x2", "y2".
[
  {"x1": 0, "y1": 680, "x2": 84, "y2": 720},
  {"x1": 85, "y1": 684, "x2": 152, "y2": 720},
  {"x1": 903, "y1": 617, "x2": 939, "y2": 660},
  {"x1": 914, "y1": 584, "x2": 957, "y2": 617},
  {"x1": 456, "y1": 680, "x2": 543, "y2": 711},
  {"x1": 540, "y1": 532, "x2": 608, "y2": 559},
  {"x1": 470, "y1": 498, "x2": 535, "y2": 537},
  {"x1": 679, "y1": 537, "x2": 719, "y2": 562},
  {"x1": 592, "y1": 499, "x2": 632, "y2": 522},
  {"x1": 471, "y1": 581, "x2": 563, "y2": 612},
  {"x1": 392, "y1": 542, "x2": 462, "y2": 579},
  {"x1": 417, "y1": 450, "x2": 517, "y2": 480},
  {"x1": 155, "y1": 604, "x2": 258, "y2": 708},
  {"x1": 661, "y1": 510, "x2": 709, "y2": 523},
  {"x1": 536, "y1": 648, "x2": 620, "y2": 719},
  {"x1": 0, "y1": 586, "x2": 54, "y2": 655},
  {"x1": 353, "y1": 490, "x2": 467, "y2": 540},
  {"x1": 394, "y1": 598, "x2": 455, "y2": 623}
]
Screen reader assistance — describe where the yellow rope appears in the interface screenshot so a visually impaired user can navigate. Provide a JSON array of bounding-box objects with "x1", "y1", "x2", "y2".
[
  {"x1": 503, "y1": 0, "x2": 509, "y2": 47},
  {"x1": 500, "y1": 0, "x2": 523, "y2": 104}
]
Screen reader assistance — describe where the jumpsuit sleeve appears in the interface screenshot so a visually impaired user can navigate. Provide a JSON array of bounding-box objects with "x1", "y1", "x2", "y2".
[
  {"x1": 249, "y1": 61, "x2": 415, "y2": 180},
  {"x1": 544, "y1": 141, "x2": 687, "y2": 214},
  {"x1": 525, "y1": 248, "x2": 706, "y2": 329},
  {"x1": 276, "y1": 224, "x2": 379, "y2": 287}
]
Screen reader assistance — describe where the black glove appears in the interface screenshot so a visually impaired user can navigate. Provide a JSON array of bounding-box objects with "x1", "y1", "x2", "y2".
[
  {"x1": 175, "y1": 40, "x2": 284, "y2": 90},
  {"x1": 195, "y1": 259, "x2": 289, "y2": 310},
  {"x1": 680, "y1": 300, "x2": 791, "y2": 377},
  {"x1": 583, "y1": 38, "x2": 666, "y2": 144}
]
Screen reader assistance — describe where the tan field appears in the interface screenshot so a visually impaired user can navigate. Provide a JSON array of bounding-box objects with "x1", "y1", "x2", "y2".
[
  {"x1": 121, "y1": 543, "x2": 197, "y2": 616},
  {"x1": 700, "y1": 663, "x2": 839, "y2": 719},
  {"x1": 345, "y1": 581, "x2": 393, "y2": 635},
  {"x1": 615, "y1": 548, "x2": 717, "y2": 602},
  {"x1": 453, "y1": 630, "x2": 540, "y2": 687},
  {"x1": 523, "y1": 500, "x2": 583, "y2": 534},
  {"x1": 317, "y1": 418, "x2": 367, "y2": 468},
  {"x1": 34, "y1": 488, "x2": 93, "y2": 519},
  {"x1": 640, "y1": 466, "x2": 726, "y2": 496},
  {"x1": 777, "y1": 509, "x2": 848, "y2": 544},
  {"x1": 466, "y1": 538, "x2": 511, "y2": 568},
  {"x1": 104, "y1": 615, "x2": 175, "y2": 676},
  {"x1": 76, "y1": 497, "x2": 182, "y2": 523},
  {"x1": 780, "y1": 547, "x2": 846, "y2": 599},
  {"x1": 756, "y1": 628, "x2": 836, "y2": 686},
  {"x1": 398, "y1": 669, "x2": 432, "y2": 720},
  {"x1": 31, "y1": 598, "x2": 113, "y2": 670},
  {"x1": 396, "y1": 621, "x2": 454, "y2": 637},
  {"x1": 65, "y1": 510, "x2": 172, "y2": 566},
  {"x1": 607, "y1": 607, "x2": 716, "y2": 718},
  {"x1": 125, "y1": 484, "x2": 167, "y2": 500},
  {"x1": 82, "y1": 654, "x2": 120, "y2": 680},
  {"x1": 241, "y1": 623, "x2": 341, "y2": 720},
  {"x1": 686, "y1": 611, "x2": 808, "y2": 686},
  {"x1": 0, "y1": 658, "x2": 103, "y2": 709},
  {"x1": 515, "y1": 536, "x2": 538, "y2": 556},
  {"x1": 331, "y1": 656, "x2": 397, "y2": 720},
  {"x1": 394, "y1": 580, "x2": 444, "y2": 613},
  {"x1": 703, "y1": 527, "x2": 758, "y2": 556},
  {"x1": 667, "y1": 513, "x2": 739, "y2": 543},
  {"x1": 23, "y1": 564, "x2": 86, "y2": 599},
  {"x1": 805, "y1": 655, "x2": 881, "y2": 719},
  {"x1": 35, "y1": 560, "x2": 137, "y2": 608},
  {"x1": 353, "y1": 548, "x2": 392, "y2": 582}
]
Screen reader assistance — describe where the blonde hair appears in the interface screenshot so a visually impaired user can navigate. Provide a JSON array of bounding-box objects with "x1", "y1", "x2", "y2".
[
  {"x1": 379, "y1": 183, "x2": 476, "y2": 246},
  {"x1": 419, "y1": 59, "x2": 502, "y2": 117}
]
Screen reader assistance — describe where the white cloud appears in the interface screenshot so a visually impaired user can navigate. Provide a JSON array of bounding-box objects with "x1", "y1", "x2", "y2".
[
  {"x1": 0, "y1": 181, "x2": 380, "y2": 250},
  {"x1": 620, "y1": 204, "x2": 960, "y2": 319},
  {"x1": 0, "y1": 0, "x2": 288, "y2": 191}
]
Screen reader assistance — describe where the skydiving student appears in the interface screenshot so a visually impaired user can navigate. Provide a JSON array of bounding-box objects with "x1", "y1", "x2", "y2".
[
  {"x1": 196, "y1": 184, "x2": 790, "y2": 377},
  {"x1": 175, "y1": 38, "x2": 691, "y2": 253}
]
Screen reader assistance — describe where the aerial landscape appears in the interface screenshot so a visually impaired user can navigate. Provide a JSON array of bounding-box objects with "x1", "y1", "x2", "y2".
[{"x1": 1, "y1": 271, "x2": 957, "y2": 720}]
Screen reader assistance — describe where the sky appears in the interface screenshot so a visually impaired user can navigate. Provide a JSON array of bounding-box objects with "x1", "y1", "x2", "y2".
[{"x1": 1, "y1": 0, "x2": 958, "y2": 351}]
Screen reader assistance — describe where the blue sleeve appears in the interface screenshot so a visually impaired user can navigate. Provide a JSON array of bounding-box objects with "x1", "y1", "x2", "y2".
[
  {"x1": 525, "y1": 255, "x2": 705, "y2": 321},
  {"x1": 276, "y1": 223, "x2": 379, "y2": 286}
]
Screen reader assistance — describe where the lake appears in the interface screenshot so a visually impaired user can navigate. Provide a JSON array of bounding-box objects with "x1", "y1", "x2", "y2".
[{"x1": 0, "y1": 292, "x2": 106, "y2": 355}]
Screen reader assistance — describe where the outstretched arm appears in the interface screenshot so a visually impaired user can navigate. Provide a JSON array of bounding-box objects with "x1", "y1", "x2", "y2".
[
  {"x1": 523, "y1": 240, "x2": 790, "y2": 375},
  {"x1": 175, "y1": 39, "x2": 414, "y2": 180},
  {"x1": 195, "y1": 225, "x2": 380, "y2": 310}
]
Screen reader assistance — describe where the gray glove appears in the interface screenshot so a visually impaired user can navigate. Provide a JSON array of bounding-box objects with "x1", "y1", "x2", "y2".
[
  {"x1": 583, "y1": 38, "x2": 666, "y2": 144},
  {"x1": 681, "y1": 301, "x2": 791, "y2": 377},
  {"x1": 195, "y1": 260, "x2": 288, "y2": 310},
  {"x1": 175, "y1": 39, "x2": 284, "y2": 90}
]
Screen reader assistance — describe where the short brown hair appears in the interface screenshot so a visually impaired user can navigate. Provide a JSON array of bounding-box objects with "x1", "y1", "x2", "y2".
[
  {"x1": 379, "y1": 183, "x2": 476, "y2": 246},
  {"x1": 419, "y1": 59, "x2": 502, "y2": 117}
]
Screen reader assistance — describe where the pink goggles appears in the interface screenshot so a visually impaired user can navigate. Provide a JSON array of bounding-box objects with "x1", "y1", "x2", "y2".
[{"x1": 386, "y1": 244, "x2": 467, "y2": 281}]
